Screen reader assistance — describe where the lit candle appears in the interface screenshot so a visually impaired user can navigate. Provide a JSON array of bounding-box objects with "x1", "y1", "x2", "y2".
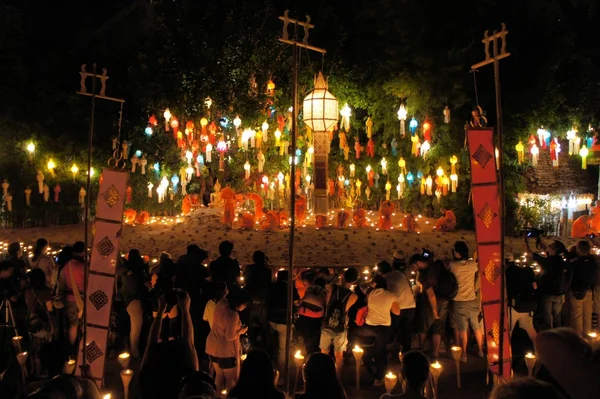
[
  {"x1": 451, "y1": 346, "x2": 462, "y2": 388},
  {"x1": 118, "y1": 352, "x2": 130, "y2": 369},
  {"x1": 352, "y1": 346, "x2": 364, "y2": 390},
  {"x1": 525, "y1": 352, "x2": 536, "y2": 377},
  {"x1": 384, "y1": 371, "x2": 397, "y2": 393}
]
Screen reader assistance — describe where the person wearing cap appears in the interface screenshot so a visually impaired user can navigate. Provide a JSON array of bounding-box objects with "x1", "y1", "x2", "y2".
[
  {"x1": 524, "y1": 236, "x2": 570, "y2": 331},
  {"x1": 392, "y1": 251, "x2": 407, "y2": 272}
]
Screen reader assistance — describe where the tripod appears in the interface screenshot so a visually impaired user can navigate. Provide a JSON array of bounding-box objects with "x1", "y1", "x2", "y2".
[{"x1": 0, "y1": 291, "x2": 20, "y2": 344}]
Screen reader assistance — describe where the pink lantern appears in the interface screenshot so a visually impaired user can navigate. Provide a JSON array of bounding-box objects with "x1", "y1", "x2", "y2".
[{"x1": 217, "y1": 139, "x2": 227, "y2": 171}]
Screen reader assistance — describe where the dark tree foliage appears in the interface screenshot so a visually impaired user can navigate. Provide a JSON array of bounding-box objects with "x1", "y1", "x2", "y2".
[{"x1": 0, "y1": 0, "x2": 598, "y2": 227}]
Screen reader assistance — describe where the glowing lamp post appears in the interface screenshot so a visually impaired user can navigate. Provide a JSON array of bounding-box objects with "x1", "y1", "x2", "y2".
[
  {"x1": 397, "y1": 104, "x2": 407, "y2": 137},
  {"x1": 217, "y1": 140, "x2": 227, "y2": 171},
  {"x1": 302, "y1": 72, "x2": 338, "y2": 218}
]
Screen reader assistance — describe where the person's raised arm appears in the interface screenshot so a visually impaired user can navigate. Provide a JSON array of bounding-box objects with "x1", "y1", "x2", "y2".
[
  {"x1": 177, "y1": 292, "x2": 199, "y2": 371},
  {"x1": 345, "y1": 292, "x2": 358, "y2": 312},
  {"x1": 142, "y1": 294, "x2": 166, "y2": 369}
]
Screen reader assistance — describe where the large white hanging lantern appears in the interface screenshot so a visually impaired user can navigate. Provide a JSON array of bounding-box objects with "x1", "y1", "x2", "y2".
[{"x1": 303, "y1": 72, "x2": 339, "y2": 132}]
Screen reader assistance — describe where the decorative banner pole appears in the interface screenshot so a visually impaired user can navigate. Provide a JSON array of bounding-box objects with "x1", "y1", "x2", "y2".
[
  {"x1": 76, "y1": 65, "x2": 125, "y2": 378},
  {"x1": 278, "y1": 11, "x2": 327, "y2": 394},
  {"x1": 469, "y1": 23, "x2": 512, "y2": 382}
]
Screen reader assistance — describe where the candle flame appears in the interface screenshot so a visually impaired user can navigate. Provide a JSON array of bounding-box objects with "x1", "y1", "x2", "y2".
[{"x1": 525, "y1": 352, "x2": 536, "y2": 359}]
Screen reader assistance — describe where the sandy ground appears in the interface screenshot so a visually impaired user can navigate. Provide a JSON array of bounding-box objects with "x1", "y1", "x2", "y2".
[{"x1": 0, "y1": 206, "x2": 580, "y2": 266}]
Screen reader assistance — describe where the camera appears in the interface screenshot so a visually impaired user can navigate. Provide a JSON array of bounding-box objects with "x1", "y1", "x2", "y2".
[{"x1": 522, "y1": 228, "x2": 543, "y2": 238}]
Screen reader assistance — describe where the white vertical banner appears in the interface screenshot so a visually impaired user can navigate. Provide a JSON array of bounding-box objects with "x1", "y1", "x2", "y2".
[{"x1": 76, "y1": 169, "x2": 128, "y2": 384}]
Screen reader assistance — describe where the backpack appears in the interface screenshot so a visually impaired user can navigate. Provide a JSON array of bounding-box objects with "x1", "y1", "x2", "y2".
[
  {"x1": 545, "y1": 259, "x2": 572, "y2": 295},
  {"x1": 435, "y1": 268, "x2": 458, "y2": 300},
  {"x1": 323, "y1": 285, "x2": 352, "y2": 333}
]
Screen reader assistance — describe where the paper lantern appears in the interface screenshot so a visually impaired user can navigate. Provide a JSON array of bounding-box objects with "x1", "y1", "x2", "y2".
[
  {"x1": 530, "y1": 144, "x2": 539, "y2": 166},
  {"x1": 420, "y1": 140, "x2": 430, "y2": 158},
  {"x1": 450, "y1": 173, "x2": 458, "y2": 192},
  {"x1": 580, "y1": 146, "x2": 589, "y2": 169},
  {"x1": 262, "y1": 121, "x2": 269, "y2": 134},
  {"x1": 450, "y1": 155, "x2": 458, "y2": 174},
  {"x1": 550, "y1": 138, "x2": 560, "y2": 168},
  {"x1": 567, "y1": 128, "x2": 580, "y2": 156},
  {"x1": 406, "y1": 172, "x2": 414, "y2": 186},
  {"x1": 409, "y1": 118, "x2": 418, "y2": 135},
  {"x1": 381, "y1": 158, "x2": 388, "y2": 175},
  {"x1": 339, "y1": 103, "x2": 351, "y2": 131},
  {"x1": 397, "y1": 104, "x2": 407, "y2": 138},
  {"x1": 244, "y1": 160, "x2": 251, "y2": 179},
  {"x1": 443, "y1": 106, "x2": 451, "y2": 123},
  {"x1": 267, "y1": 79, "x2": 276, "y2": 96},
  {"x1": 349, "y1": 163, "x2": 356, "y2": 177},
  {"x1": 303, "y1": 72, "x2": 339, "y2": 132},
  {"x1": 385, "y1": 181, "x2": 392, "y2": 201},
  {"x1": 185, "y1": 150, "x2": 193, "y2": 165},
  {"x1": 26, "y1": 142, "x2": 35, "y2": 154},
  {"x1": 423, "y1": 121, "x2": 432, "y2": 142},
  {"x1": 411, "y1": 136, "x2": 419, "y2": 157},
  {"x1": 274, "y1": 129, "x2": 282, "y2": 146},
  {"x1": 205, "y1": 143, "x2": 213, "y2": 163},
  {"x1": 515, "y1": 141, "x2": 524, "y2": 164},
  {"x1": 70, "y1": 164, "x2": 79, "y2": 177},
  {"x1": 47, "y1": 159, "x2": 56, "y2": 176},
  {"x1": 233, "y1": 116, "x2": 242, "y2": 129},
  {"x1": 425, "y1": 175, "x2": 433, "y2": 196},
  {"x1": 147, "y1": 182, "x2": 153, "y2": 198},
  {"x1": 200, "y1": 118, "x2": 208, "y2": 128},
  {"x1": 436, "y1": 167, "x2": 444, "y2": 177},
  {"x1": 163, "y1": 108, "x2": 172, "y2": 131},
  {"x1": 145, "y1": 127, "x2": 153, "y2": 135},
  {"x1": 170, "y1": 117, "x2": 179, "y2": 130}
]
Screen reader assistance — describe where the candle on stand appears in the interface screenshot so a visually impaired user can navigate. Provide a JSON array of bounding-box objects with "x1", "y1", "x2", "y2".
[
  {"x1": 588, "y1": 331, "x2": 600, "y2": 351},
  {"x1": 294, "y1": 350, "x2": 305, "y2": 396},
  {"x1": 429, "y1": 361, "x2": 442, "y2": 399},
  {"x1": 525, "y1": 352, "x2": 536, "y2": 377},
  {"x1": 352, "y1": 345, "x2": 364, "y2": 390},
  {"x1": 12, "y1": 335, "x2": 23, "y2": 352},
  {"x1": 121, "y1": 369, "x2": 134, "y2": 399},
  {"x1": 17, "y1": 351, "x2": 28, "y2": 387},
  {"x1": 451, "y1": 346, "x2": 462, "y2": 388},
  {"x1": 385, "y1": 371, "x2": 397, "y2": 394},
  {"x1": 64, "y1": 358, "x2": 76, "y2": 374},
  {"x1": 118, "y1": 352, "x2": 130, "y2": 369}
]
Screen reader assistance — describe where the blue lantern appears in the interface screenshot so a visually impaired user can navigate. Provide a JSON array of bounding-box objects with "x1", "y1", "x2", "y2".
[
  {"x1": 587, "y1": 137, "x2": 594, "y2": 148},
  {"x1": 135, "y1": 150, "x2": 142, "y2": 158},
  {"x1": 417, "y1": 170, "x2": 423, "y2": 180},
  {"x1": 409, "y1": 118, "x2": 418, "y2": 134},
  {"x1": 171, "y1": 175, "x2": 179, "y2": 193},
  {"x1": 406, "y1": 171, "x2": 414, "y2": 186},
  {"x1": 153, "y1": 162, "x2": 160, "y2": 172},
  {"x1": 295, "y1": 148, "x2": 302, "y2": 157},
  {"x1": 145, "y1": 127, "x2": 153, "y2": 135},
  {"x1": 197, "y1": 154, "x2": 204, "y2": 165},
  {"x1": 344, "y1": 179, "x2": 350, "y2": 186},
  {"x1": 219, "y1": 117, "x2": 229, "y2": 128}
]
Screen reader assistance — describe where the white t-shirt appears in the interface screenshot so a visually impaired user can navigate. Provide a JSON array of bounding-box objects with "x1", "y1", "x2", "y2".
[
  {"x1": 366, "y1": 288, "x2": 396, "y2": 326},
  {"x1": 449, "y1": 259, "x2": 479, "y2": 302},
  {"x1": 384, "y1": 271, "x2": 416, "y2": 310}
]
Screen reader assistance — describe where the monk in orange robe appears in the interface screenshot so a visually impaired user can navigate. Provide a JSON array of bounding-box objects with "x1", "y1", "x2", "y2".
[
  {"x1": 247, "y1": 193, "x2": 264, "y2": 220},
  {"x1": 240, "y1": 212, "x2": 255, "y2": 230},
  {"x1": 124, "y1": 208, "x2": 137, "y2": 224},
  {"x1": 353, "y1": 207, "x2": 367, "y2": 227},
  {"x1": 295, "y1": 195, "x2": 307, "y2": 225},
  {"x1": 315, "y1": 214, "x2": 327, "y2": 229},
  {"x1": 571, "y1": 215, "x2": 594, "y2": 238},
  {"x1": 135, "y1": 211, "x2": 150, "y2": 225},
  {"x1": 261, "y1": 210, "x2": 279, "y2": 231},
  {"x1": 378, "y1": 201, "x2": 395, "y2": 230},
  {"x1": 337, "y1": 210, "x2": 350, "y2": 229},
  {"x1": 181, "y1": 194, "x2": 200, "y2": 215},
  {"x1": 220, "y1": 186, "x2": 236, "y2": 228},
  {"x1": 278, "y1": 210, "x2": 289, "y2": 228},
  {"x1": 434, "y1": 208, "x2": 457, "y2": 231}
]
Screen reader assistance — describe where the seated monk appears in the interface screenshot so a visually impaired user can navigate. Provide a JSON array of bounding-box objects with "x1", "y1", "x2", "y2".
[
  {"x1": 295, "y1": 195, "x2": 307, "y2": 225},
  {"x1": 278, "y1": 210, "x2": 289, "y2": 228},
  {"x1": 181, "y1": 194, "x2": 201, "y2": 215},
  {"x1": 261, "y1": 210, "x2": 279, "y2": 231},
  {"x1": 135, "y1": 211, "x2": 150, "y2": 225},
  {"x1": 124, "y1": 208, "x2": 137, "y2": 224},
  {"x1": 378, "y1": 201, "x2": 395, "y2": 230},
  {"x1": 337, "y1": 210, "x2": 350, "y2": 229},
  {"x1": 434, "y1": 208, "x2": 457, "y2": 231},
  {"x1": 353, "y1": 207, "x2": 367, "y2": 227},
  {"x1": 403, "y1": 213, "x2": 416, "y2": 232},
  {"x1": 315, "y1": 214, "x2": 327, "y2": 229},
  {"x1": 240, "y1": 212, "x2": 255, "y2": 230},
  {"x1": 571, "y1": 214, "x2": 594, "y2": 238}
]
